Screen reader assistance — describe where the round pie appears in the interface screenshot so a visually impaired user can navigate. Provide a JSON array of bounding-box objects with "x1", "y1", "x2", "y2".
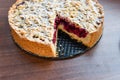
[{"x1": 8, "y1": 0, "x2": 104, "y2": 57}]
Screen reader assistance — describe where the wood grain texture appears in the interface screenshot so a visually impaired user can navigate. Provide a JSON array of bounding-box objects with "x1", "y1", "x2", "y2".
[{"x1": 0, "y1": 0, "x2": 120, "y2": 80}]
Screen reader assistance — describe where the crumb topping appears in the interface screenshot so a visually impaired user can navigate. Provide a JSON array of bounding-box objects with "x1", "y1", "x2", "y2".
[{"x1": 8, "y1": 0, "x2": 104, "y2": 44}]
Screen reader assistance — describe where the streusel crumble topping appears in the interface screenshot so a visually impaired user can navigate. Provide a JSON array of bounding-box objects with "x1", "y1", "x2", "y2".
[{"x1": 9, "y1": 0, "x2": 104, "y2": 44}]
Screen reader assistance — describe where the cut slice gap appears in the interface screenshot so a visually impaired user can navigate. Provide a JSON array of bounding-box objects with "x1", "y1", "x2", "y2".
[{"x1": 57, "y1": 30, "x2": 88, "y2": 58}]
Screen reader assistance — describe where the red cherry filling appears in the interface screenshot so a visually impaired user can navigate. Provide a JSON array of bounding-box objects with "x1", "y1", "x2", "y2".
[
  {"x1": 52, "y1": 17, "x2": 88, "y2": 44},
  {"x1": 53, "y1": 30, "x2": 57, "y2": 44}
]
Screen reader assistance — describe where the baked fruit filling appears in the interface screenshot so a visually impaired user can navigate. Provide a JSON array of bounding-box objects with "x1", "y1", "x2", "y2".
[
  {"x1": 53, "y1": 17, "x2": 89, "y2": 44},
  {"x1": 55, "y1": 17, "x2": 88, "y2": 38}
]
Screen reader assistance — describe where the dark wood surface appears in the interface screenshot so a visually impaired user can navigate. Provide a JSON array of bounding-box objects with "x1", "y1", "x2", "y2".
[{"x1": 0, "y1": 0, "x2": 120, "y2": 80}]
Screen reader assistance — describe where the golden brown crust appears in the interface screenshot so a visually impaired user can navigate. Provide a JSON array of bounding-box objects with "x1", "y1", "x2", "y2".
[
  {"x1": 87, "y1": 0, "x2": 104, "y2": 47},
  {"x1": 11, "y1": 28, "x2": 57, "y2": 57},
  {"x1": 87, "y1": 22, "x2": 103, "y2": 47}
]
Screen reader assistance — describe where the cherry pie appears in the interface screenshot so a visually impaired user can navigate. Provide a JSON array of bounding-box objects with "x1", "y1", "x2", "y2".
[{"x1": 8, "y1": 0, "x2": 104, "y2": 57}]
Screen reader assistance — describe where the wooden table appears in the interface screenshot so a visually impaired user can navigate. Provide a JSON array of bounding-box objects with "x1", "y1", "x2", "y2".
[{"x1": 0, "y1": 0, "x2": 120, "y2": 80}]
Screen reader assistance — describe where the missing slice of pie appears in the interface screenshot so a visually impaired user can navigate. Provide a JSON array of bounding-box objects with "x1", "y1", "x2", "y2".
[{"x1": 8, "y1": 0, "x2": 104, "y2": 57}]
